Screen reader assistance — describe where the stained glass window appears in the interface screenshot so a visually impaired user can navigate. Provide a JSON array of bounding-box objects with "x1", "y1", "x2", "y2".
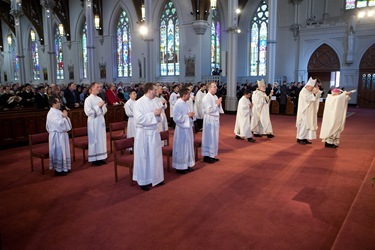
[
  {"x1": 160, "y1": 0, "x2": 179, "y2": 76},
  {"x1": 345, "y1": 0, "x2": 375, "y2": 9},
  {"x1": 30, "y1": 29, "x2": 40, "y2": 80},
  {"x1": 117, "y1": 10, "x2": 132, "y2": 77},
  {"x1": 250, "y1": 0, "x2": 268, "y2": 76},
  {"x1": 82, "y1": 24, "x2": 87, "y2": 79},
  {"x1": 55, "y1": 26, "x2": 64, "y2": 80},
  {"x1": 8, "y1": 35, "x2": 19, "y2": 81},
  {"x1": 211, "y1": 9, "x2": 221, "y2": 75}
]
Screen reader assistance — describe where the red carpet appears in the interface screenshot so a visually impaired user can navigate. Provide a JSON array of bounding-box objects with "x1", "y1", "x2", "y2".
[{"x1": 0, "y1": 107, "x2": 374, "y2": 249}]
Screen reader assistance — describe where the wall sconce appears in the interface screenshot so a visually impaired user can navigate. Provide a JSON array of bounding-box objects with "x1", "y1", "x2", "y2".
[
  {"x1": 30, "y1": 30, "x2": 36, "y2": 41},
  {"x1": 141, "y1": 4, "x2": 145, "y2": 21},
  {"x1": 94, "y1": 15, "x2": 100, "y2": 30},
  {"x1": 211, "y1": 0, "x2": 217, "y2": 9},
  {"x1": 7, "y1": 35, "x2": 12, "y2": 46},
  {"x1": 226, "y1": 26, "x2": 241, "y2": 33},
  {"x1": 58, "y1": 23, "x2": 64, "y2": 36}
]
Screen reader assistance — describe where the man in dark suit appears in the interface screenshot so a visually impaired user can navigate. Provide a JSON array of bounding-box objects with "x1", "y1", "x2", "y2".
[
  {"x1": 64, "y1": 82, "x2": 80, "y2": 109},
  {"x1": 35, "y1": 86, "x2": 49, "y2": 109}
]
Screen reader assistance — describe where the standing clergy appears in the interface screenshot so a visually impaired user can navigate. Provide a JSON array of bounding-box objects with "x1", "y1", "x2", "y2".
[
  {"x1": 319, "y1": 88, "x2": 352, "y2": 148},
  {"x1": 202, "y1": 82, "x2": 223, "y2": 164},
  {"x1": 296, "y1": 77, "x2": 322, "y2": 145},
  {"x1": 124, "y1": 89, "x2": 137, "y2": 152},
  {"x1": 169, "y1": 85, "x2": 180, "y2": 128},
  {"x1": 172, "y1": 87, "x2": 195, "y2": 174},
  {"x1": 133, "y1": 82, "x2": 164, "y2": 191},
  {"x1": 155, "y1": 85, "x2": 169, "y2": 133},
  {"x1": 251, "y1": 79, "x2": 275, "y2": 138},
  {"x1": 234, "y1": 89, "x2": 256, "y2": 142},
  {"x1": 46, "y1": 95, "x2": 72, "y2": 176},
  {"x1": 84, "y1": 82, "x2": 108, "y2": 166},
  {"x1": 193, "y1": 83, "x2": 206, "y2": 132}
]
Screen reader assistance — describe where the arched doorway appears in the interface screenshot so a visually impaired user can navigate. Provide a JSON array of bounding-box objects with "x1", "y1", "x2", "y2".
[
  {"x1": 358, "y1": 44, "x2": 375, "y2": 108},
  {"x1": 308, "y1": 44, "x2": 340, "y2": 97}
]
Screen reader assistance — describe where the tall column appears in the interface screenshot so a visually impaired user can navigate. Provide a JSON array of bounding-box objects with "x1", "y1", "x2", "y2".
[
  {"x1": 85, "y1": 0, "x2": 95, "y2": 83},
  {"x1": 266, "y1": 0, "x2": 277, "y2": 85},
  {"x1": 10, "y1": 0, "x2": 26, "y2": 84},
  {"x1": 41, "y1": 0, "x2": 56, "y2": 85},
  {"x1": 144, "y1": 0, "x2": 155, "y2": 82},
  {"x1": 225, "y1": 0, "x2": 239, "y2": 112},
  {"x1": 192, "y1": 20, "x2": 209, "y2": 83}
]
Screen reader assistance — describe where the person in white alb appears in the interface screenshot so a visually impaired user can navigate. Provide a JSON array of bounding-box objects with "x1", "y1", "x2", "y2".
[
  {"x1": 319, "y1": 88, "x2": 353, "y2": 148},
  {"x1": 234, "y1": 89, "x2": 256, "y2": 143},
  {"x1": 84, "y1": 82, "x2": 108, "y2": 166},
  {"x1": 124, "y1": 89, "x2": 137, "y2": 152},
  {"x1": 296, "y1": 77, "x2": 322, "y2": 145},
  {"x1": 172, "y1": 86, "x2": 195, "y2": 174},
  {"x1": 46, "y1": 95, "x2": 72, "y2": 176}
]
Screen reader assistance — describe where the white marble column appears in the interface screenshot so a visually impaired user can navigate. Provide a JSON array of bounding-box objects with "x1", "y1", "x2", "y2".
[
  {"x1": 266, "y1": 0, "x2": 277, "y2": 85},
  {"x1": 85, "y1": 0, "x2": 95, "y2": 83},
  {"x1": 41, "y1": 0, "x2": 57, "y2": 85},
  {"x1": 192, "y1": 20, "x2": 209, "y2": 83},
  {"x1": 225, "y1": 0, "x2": 239, "y2": 112},
  {"x1": 10, "y1": 0, "x2": 26, "y2": 84}
]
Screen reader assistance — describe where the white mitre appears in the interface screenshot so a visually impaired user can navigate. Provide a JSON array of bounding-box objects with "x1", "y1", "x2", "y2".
[
  {"x1": 306, "y1": 77, "x2": 316, "y2": 87},
  {"x1": 257, "y1": 79, "x2": 266, "y2": 89}
]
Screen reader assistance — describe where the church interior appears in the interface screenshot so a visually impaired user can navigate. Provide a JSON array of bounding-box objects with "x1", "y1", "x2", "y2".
[{"x1": 0, "y1": 0, "x2": 375, "y2": 249}]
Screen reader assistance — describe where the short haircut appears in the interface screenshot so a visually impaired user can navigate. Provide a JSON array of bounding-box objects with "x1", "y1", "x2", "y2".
[
  {"x1": 243, "y1": 89, "x2": 251, "y2": 95},
  {"x1": 49, "y1": 94, "x2": 60, "y2": 107},
  {"x1": 129, "y1": 89, "x2": 137, "y2": 94},
  {"x1": 144, "y1": 82, "x2": 155, "y2": 93},
  {"x1": 68, "y1": 82, "x2": 75, "y2": 88},
  {"x1": 179, "y1": 86, "x2": 190, "y2": 96},
  {"x1": 88, "y1": 82, "x2": 98, "y2": 91}
]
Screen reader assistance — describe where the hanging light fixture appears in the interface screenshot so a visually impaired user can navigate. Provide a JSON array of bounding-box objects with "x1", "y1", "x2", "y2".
[
  {"x1": 30, "y1": 30, "x2": 36, "y2": 41},
  {"x1": 141, "y1": 4, "x2": 145, "y2": 21},
  {"x1": 211, "y1": 0, "x2": 217, "y2": 9},
  {"x1": 7, "y1": 34, "x2": 12, "y2": 46},
  {"x1": 58, "y1": 23, "x2": 64, "y2": 36},
  {"x1": 94, "y1": 15, "x2": 100, "y2": 30}
]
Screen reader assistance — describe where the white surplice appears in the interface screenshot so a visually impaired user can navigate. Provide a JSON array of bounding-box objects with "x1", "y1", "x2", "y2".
[
  {"x1": 201, "y1": 92, "x2": 221, "y2": 158},
  {"x1": 251, "y1": 90, "x2": 273, "y2": 135},
  {"x1": 194, "y1": 90, "x2": 206, "y2": 119},
  {"x1": 169, "y1": 92, "x2": 180, "y2": 118},
  {"x1": 154, "y1": 95, "x2": 169, "y2": 132},
  {"x1": 172, "y1": 99, "x2": 195, "y2": 170},
  {"x1": 234, "y1": 95, "x2": 253, "y2": 138},
  {"x1": 46, "y1": 108, "x2": 72, "y2": 172},
  {"x1": 124, "y1": 99, "x2": 136, "y2": 139},
  {"x1": 84, "y1": 94, "x2": 108, "y2": 162},
  {"x1": 319, "y1": 92, "x2": 350, "y2": 145},
  {"x1": 133, "y1": 95, "x2": 164, "y2": 186},
  {"x1": 296, "y1": 88, "x2": 322, "y2": 140}
]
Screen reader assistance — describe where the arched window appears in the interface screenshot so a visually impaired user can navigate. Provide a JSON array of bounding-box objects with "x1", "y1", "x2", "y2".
[
  {"x1": 160, "y1": 0, "x2": 179, "y2": 76},
  {"x1": 211, "y1": 9, "x2": 221, "y2": 74},
  {"x1": 82, "y1": 24, "x2": 87, "y2": 79},
  {"x1": 116, "y1": 10, "x2": 132, "y2": 77},
  {"x1": 9, "y1": 34, "x2": 18, "y2": 81},
  {"x1": 250, "y1": 0, "x2": 268, "y2": 76},
  {"x1": 30, "y1": 29, "x2": 40, "y2": 80},
  {"x1": 346, "y1": 0, "x2": 375, "y2": 9},
  {"x1": 55, "y1": 26, "x2": 64, "y2": 80}
]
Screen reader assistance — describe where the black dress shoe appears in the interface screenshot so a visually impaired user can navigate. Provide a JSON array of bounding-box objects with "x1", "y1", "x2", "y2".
[
  {"x1": 99, "y1": 160, "x2": 107, "y2": 165},
  {"x1": 140, "y1": 185, "x2": 151, "y2": 191},
  {"x1": 253, "y1": 134, "x2": 262, "y2": 137},
  {"x1": 303, "y1": 139, "x2": 312, "y2": 144},
  {"x1": 156, "y1": 181, "x2": 165, "y2": 186},
  {"x1": 267, "y1": 134, "x2": 275, "y2": 138},
  {"x1": 176, "y1": 169, "x2": 187, "y2": 174},
  {"x1": 129, "y1": 150, "x2": 133, "y2": 155},
  {"x1": 55, "y1": 171, "x2": 68, "y2": 176},
  {"x1": 297, "y1": 139, "x2": 306, "y2": 145},
  {"x1": 92, "y1": 161, "x2": 101, "y2": 166},
  {"x1": 187, "y1": 167, "x2": 194, "y2": 172},
  {"x1": 235, "y1": 135, "x2": 243, "y2": 140},
  {"x1": 213, "y1": 158, "x2": 219, "y2": 162},
  {"x1": 203, "y1": 156, "x2": 215, "y2": 163},
  {"x1": 247, "y1": 138, "x2": 256, "y2": 143},
  {"x1": 325, "y1": 142, "x2": 338, "y2": 148}
]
